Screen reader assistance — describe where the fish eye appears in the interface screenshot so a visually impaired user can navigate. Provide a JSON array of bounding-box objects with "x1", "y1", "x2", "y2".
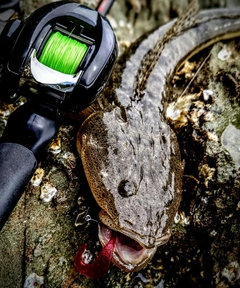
[{"x1": 118, "y1": 180, "x2": 136, "y2": 197}]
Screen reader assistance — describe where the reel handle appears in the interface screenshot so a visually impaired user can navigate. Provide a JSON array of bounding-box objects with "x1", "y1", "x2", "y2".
[{"x1": 0, "y1": 102, "x2": 58, "y2": 230}]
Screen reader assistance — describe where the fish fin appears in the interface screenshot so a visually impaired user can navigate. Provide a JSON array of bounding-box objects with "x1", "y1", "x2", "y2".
[
  {"x1": 134, "y1": 0, "x2": 199, "y2": 97},
  {"x1": 171, "y1": 0, "x2": 199, "y2": 35},
  {"x1": 75, "y1": 101, "x2": 102, "y2": 125}
]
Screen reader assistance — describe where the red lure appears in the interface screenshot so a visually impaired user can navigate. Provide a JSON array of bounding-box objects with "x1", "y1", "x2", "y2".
[{"x1": 74, "y1": 235, "x2": 116, "y2": 278}]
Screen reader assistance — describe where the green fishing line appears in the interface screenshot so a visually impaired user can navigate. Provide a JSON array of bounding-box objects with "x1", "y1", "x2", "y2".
[{"x1": 39, "y1": 31, "x2": 88, "y2": 74}]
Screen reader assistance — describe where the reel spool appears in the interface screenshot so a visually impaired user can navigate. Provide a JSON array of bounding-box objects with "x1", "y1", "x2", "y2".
[
  {"x1": 39, "y1": 31, "x2": 88, "y2": 75},
  {"x1": 0, "y1": 1, "x2": 118, "y2": 113}
]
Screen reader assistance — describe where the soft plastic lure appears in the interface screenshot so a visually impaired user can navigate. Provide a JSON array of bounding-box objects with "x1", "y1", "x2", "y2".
[{"x1": 74, "y1": 234, "x2": 116, "y2": 278}]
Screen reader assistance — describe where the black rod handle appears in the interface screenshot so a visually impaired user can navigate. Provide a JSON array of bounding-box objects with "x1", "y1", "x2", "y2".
[
  {"x1": 0, "y1": 142, "x2": 37, "y2": 230},
  {"x1": 0, "y1": 101, "x2": 59, "y2": 230}
]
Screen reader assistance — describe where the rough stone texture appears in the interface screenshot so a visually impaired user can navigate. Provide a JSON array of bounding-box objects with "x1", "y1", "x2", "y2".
[{"x1": 0, "y1": 0, "x2": 240, "y2": 287}]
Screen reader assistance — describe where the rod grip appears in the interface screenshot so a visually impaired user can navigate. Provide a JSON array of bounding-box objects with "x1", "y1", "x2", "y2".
[{"x1": 0, "y1": 142, "x2": 37, "y2": 230}]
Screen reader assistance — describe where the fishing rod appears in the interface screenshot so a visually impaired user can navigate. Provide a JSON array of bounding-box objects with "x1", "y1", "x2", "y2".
[{"x1": 0, "y1": 0, "x2": 117, "y2": 230}]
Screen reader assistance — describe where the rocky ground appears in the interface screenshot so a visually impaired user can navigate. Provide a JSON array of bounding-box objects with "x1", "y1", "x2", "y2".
[{"x1": 0, "y1": 0, "x2": 240, "y2": 287}]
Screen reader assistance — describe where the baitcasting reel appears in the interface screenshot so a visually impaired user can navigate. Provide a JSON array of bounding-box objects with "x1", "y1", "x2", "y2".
[{"x1": 0, "y1": 0, "x2": 118, "y2": 113}]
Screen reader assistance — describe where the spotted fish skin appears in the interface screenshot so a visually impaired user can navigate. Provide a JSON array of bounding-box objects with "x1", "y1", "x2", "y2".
[{"x1": 77, "y1": 1, "x2": 240, "y2": 272}]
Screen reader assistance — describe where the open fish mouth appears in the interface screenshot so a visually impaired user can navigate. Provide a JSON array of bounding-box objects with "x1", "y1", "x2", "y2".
[
  {"x1": 74, "y1": 223, "x2": 157, "y2": 278},
  {"x1": 98, "y1": 224, "x2": 157, "y2": 272}
]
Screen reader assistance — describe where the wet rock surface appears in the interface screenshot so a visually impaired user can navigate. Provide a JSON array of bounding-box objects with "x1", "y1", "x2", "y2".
[{"x1": 0, "y1": 0, "x2": 240, "y2": 287}]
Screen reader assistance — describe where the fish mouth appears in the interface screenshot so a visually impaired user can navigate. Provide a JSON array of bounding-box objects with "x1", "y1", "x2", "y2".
[{"x1": 98, "y1": 224, "x2": 157, "y2": 272}]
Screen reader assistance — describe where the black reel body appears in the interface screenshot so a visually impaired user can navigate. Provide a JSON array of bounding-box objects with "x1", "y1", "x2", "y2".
[
  {"x1": 0, "y1": 0, "x2": 23, "y2": 33},
  {"x1": 0, "y1": 1, "x2": 118, "y2": 113}
]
